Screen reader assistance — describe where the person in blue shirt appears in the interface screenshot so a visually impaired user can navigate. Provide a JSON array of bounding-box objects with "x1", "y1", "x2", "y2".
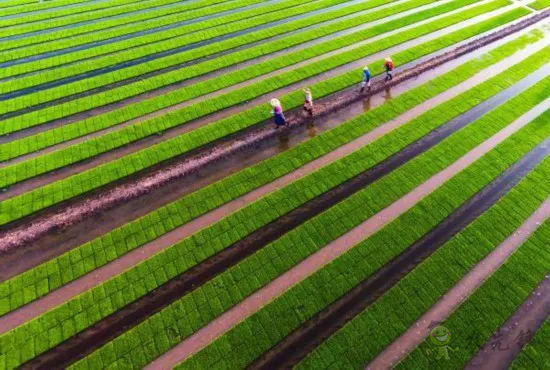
[{"x1": 360, "y1": 66, "x2": 371, "y2": 93}]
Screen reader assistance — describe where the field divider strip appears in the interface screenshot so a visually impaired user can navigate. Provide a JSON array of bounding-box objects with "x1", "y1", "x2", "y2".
[{"x1": 510, "y1": 306, "x2": 550, "y2": 369}]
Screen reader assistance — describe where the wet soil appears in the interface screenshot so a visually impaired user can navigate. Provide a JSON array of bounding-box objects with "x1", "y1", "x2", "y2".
[
  {"x1": 248, "y1": 136, "x2": 550, "y2": 370},
  {"x1": 0, "y1": 12, "x2": 547, "y2": 256},
  {"x1": 16, "y1": 69, "x2": 548, "y2": 370},
  {"x1": 466, "y1": 275, "x2": 550, "y2": 369}
]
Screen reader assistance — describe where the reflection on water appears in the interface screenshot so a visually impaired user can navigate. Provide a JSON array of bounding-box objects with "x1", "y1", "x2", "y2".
[
  {"x1": 384, "y1": 86, "x2": 393, "y2": 101},
  {"x1": 307, "y1": 120, "x2": 317, "y2": 138},
  {"x1": 363, "y1": 96, "x2": 372, "y2": 113},
  {"x1": 277, "y1": 132, "x2": 291, "y2": 152}
]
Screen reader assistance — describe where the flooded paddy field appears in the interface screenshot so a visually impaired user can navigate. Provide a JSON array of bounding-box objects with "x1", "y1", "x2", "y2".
[{"x1": 0, "y1": 0, "x2": 549, "y2": 368}]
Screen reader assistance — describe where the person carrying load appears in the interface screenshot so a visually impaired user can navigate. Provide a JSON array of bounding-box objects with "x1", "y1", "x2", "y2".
[
  {"x1": 384, "y1": 57, "x2": 394, "y2": 81},
  {"x1": 303, "y1": 88, "x2": 314, "y2": 116},
  {"x1": 270, "y1": 98, "x2": 287, "y2": 128},
  {"x1": 360, "y1": 66, "x2": 371, "y2": 93}
]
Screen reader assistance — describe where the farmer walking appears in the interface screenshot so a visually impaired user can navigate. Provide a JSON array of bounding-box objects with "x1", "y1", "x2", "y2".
[
  {"x1": 384, "y1": 57, "x2": 394, "y2": 81},
  {"x1": 360, "y1": 66, "x2": 371, "y2": 93},
  {"x1": 270, "y1": 98, "x2": 287, "y2": 128},
  {"x1": 303, "y1": 88, "x2": 314, "y2": 116}
]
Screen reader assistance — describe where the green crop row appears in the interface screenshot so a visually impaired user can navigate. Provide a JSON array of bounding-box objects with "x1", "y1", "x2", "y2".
[
  {"x1": 529, "y1": 0, "x2": 550, "y2": 9},
  {"x1": 298, "y1": 149, "x2": 550, "y2": 370},
  {"x1": 0, "y1": 0, "x2": 460, "y2": 157},
  {"x1": 511, "y1": 318, "x2": 550, "y2": 369},
  {"x1": 0, "y1": 0, "x2": 345, "y2": 87},
  {"x1": 177, "y1": 100, "x2": 550, "y2": 370},
  {"x1": 0, "y1": 0, "x2": 418, "y2": 116},
  {"x1": 0, "y1": 0, "x2": 218, "y2": 38},
  {"x1": 1, "y1": 29, "x2": 540, "y2": 317},
  {"x1": 0, "y1": 0, "x2": 270, "y2": 59},
  {"x1": 0, "y1": 0, "x2": 92, "y2": 16},
  {"x1": 0, "y1": 0, "x2": 261, "y2": 52},
  {"x1": 0, "y1": 8, "x2": 531, "y2": 227},
  {"x1": 1, "y1": 46, "x2": 546, "y2": 370},
  {"x1": 397, "y1": 202, "x2": 550, "y2": 369}
]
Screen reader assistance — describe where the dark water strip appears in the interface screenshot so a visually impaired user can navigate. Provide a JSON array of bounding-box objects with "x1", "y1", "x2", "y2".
[
  {"x1": 18, "y1": 61, "x2": 528, "y2": 370},
  {"x1": 249, "y1": 133, "x2": 550, "y2": 370}
]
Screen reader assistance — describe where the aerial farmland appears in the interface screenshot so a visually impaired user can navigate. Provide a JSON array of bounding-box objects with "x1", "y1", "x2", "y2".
[{"x1": 0, "y1": 0, "x2": 549, "y2": 368}]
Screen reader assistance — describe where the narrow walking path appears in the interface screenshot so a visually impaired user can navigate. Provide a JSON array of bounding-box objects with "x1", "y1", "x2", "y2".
[{"x1": 366, "y1": 196, "x2": 550, "y2": 369}]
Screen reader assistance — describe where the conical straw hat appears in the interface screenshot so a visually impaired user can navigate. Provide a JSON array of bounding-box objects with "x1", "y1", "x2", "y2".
[{"x1": 270, "y1": 98, "x2": 281, "y2": 107}]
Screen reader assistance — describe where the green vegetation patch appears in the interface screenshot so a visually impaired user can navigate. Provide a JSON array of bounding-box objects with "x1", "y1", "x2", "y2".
[{"x1": 1, "y1": 29, "x2": 542, "y2": 317}]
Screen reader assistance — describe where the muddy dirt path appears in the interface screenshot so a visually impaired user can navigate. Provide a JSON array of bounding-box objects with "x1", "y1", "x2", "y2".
[
  {"x1": 367, "y1": 198, "x2": 550, "y2": 370},
  {"x1": 0, "y1": 7, "x2": 538, "y2": 187},
  {"x1": 4, "y1": 36, "x2": 535, "y2": 281},
  {"x1": 0, "y1": 0, "x2": 500, "y2": 158},
  {"x1": 18, "y1": 99, "x2": 550, "y2": 370},
  {"x1": 1, "y1": 12, "x2": 548, "y2": 254},
  {"x1": 248, "y1": 134, "x2": 550, "y2": 370},
  {"x1": 465, "y1": 275, "x2": 550, "y2": 369},
  {"x1": 145, "y1": 105, "x2": 550, "y2": 370}
]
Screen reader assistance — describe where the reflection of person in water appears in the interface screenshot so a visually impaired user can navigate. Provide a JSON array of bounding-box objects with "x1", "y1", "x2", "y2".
[
  {"x1": 384, "y1": 86, "x2": 392, "y2": 101},
  {"x1": 307, "y1": 121, "x2": 317, "y2": 138},
  {"x1": 363, "y1": 96, "x2": 371, "y2": 113}
]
